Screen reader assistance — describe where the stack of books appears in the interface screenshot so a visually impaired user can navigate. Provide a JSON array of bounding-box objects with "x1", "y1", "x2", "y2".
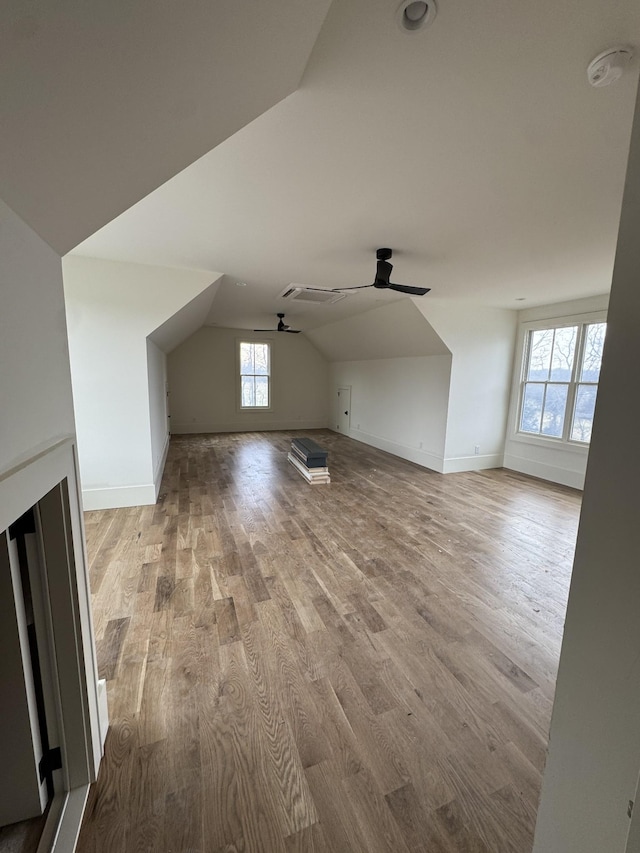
[{"x1": 288, "y1": 437, "x2": 330, "y2": 484}]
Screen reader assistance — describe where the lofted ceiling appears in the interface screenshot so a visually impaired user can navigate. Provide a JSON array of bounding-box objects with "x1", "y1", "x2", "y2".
[
  {"x1": 0, "y1": 0, "x2": 332, "y2": 254},
  {"x1": 306, "y1": 299, "x2": 451, "y2": 362},
  {"x1": 71, "y1": 0, "x2": 640, "y2": 331}
]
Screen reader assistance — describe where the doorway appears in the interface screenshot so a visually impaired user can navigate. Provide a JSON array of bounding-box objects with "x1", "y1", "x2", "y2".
[{"x1": 0, "y1": 439, "x2": 105, "y2": 853}]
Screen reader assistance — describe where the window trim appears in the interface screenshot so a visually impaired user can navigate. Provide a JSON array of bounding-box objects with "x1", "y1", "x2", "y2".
[
  {"x1": 237, "y1": 338, "x2": 272, "y2": 412},
  {"x1": 510, "y1": 311, "x2": 606, "y2": 450}
]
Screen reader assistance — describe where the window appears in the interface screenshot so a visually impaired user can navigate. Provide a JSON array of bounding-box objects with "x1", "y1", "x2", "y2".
[
  {"x1": 518, "y1": 320, "x2": 606, "y2": 444},
  {"x1": 239, "y1": 341, "x2": 270, "y2": 408}
]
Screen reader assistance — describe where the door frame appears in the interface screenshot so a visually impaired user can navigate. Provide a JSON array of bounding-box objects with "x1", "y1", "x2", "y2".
[{"x1": 0, "y1": 437, "x2": 103, "y2": 852}]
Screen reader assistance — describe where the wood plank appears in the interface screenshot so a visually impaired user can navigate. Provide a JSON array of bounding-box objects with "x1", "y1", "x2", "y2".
[{"x1": 77, "y1": 430, "x2": 581, "y2": 853}]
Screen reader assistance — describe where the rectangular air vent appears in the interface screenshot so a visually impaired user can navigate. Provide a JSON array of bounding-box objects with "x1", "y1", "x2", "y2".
[{"x1": 279, "y1": 284, "x2": 346, "y2": 304}]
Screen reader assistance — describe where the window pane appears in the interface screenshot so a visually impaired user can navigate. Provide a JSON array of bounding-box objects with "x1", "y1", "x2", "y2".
[
  {"x1": 571, "y1": 384, "x2": 597, "y2": 442},
  {"x1": 241, "y1": 376, "x2": 255, "y2": 407},
  {"x1": 541, "y1": 383, "x2": 568, "y2": 437},
  {"x1": 527, "y1": 329, "x2": 553, "y2": 381},
  {"x1": 240, "y1": 343, "x2": 255, "y2": 376},
  {"x1": 550, "y1": 326, "x2": 577, "y2": 381},
  {"x1": 581, "y1": 323, "x2": 606, "y2": 382},
  {"x1": 253, "y1": 343, "x2": 269, "y2": 375},
  {"x1": 520, "y1": 383, "x2": 544, "y2": 433},
  {"x1": 254, "y1": 376, "x2": 269, "y2": 407}
]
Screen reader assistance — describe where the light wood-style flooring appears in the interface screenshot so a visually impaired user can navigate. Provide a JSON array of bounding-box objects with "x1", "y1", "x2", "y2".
[{"x1": 76, "y1": 431, "x2": 581, "y2": 852}]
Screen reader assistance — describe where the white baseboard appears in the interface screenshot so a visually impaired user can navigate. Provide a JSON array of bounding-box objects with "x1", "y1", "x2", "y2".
[
  {"x1": 173, "y1": 420, "x2": 329, "y2": 434},
  {"x1": 442, "y1": 453, "x2": 504, "y2": 473},
  {"x1": 153, "y1": 433, "x2": 170, "y2": 500},
  {"x1": 337, "y1": 427, "x2": 445, "y2": 473},
  {"x1": 503, "y1": 453, "x2": 585, "y2": 489},
  {"x1": 81, "y1": 483, "x2": 157, "y2": 510}
]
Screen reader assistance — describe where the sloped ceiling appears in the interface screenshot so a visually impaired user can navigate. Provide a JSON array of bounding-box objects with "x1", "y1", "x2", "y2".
[
  {"x1": 73, "y1": 0, "x2": 640, "y2": 325},
  {"x1": 149, "y1": 277, "x2": 222, "y2": 354},
  {"x1": 0, "y1": 0, "x2": 332, "y2": 254},
  {"x1": 306, "y1": 299, "x2": 450, "y2": 362}
]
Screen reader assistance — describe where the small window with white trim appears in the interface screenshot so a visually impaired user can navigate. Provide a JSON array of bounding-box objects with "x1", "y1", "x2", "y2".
[
  {"x1": 518, "y1": 320, "x2": 606, "y2": 444},
  {"x1": 239, "y1": 341, "x2": 270, "y2": 409}
]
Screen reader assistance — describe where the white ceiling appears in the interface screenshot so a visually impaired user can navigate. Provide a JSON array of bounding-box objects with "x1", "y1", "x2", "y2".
[
  {"x1": 306, "y1": 299, "x2": 450, "y2": 362},
  {"x1": 73, "y1": 0, "x2": 640, "y2": 330},
  {"x1": 0, "y1": 0, "x2": 331, "y2": 254}
]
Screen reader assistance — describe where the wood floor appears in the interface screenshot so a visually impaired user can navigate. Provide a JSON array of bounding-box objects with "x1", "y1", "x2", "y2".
[{"x1": 76, "y1": 431, "x2": 581, "y2": 853}]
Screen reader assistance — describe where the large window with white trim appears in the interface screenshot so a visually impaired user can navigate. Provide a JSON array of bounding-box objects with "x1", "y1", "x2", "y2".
[
  {"x1": 518, "y1": 320, "x2": 606, "y2": 444},
  {"x1": 239, "y1": 341, "x2": 270, "y2": 409}
]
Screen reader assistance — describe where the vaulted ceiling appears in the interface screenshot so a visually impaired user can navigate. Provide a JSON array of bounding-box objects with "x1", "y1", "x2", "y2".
[
  {"x1": 4, "y1": 1, "x2": 639, "y2": 334},
  {"x1": 73, "y1": 0, "x2": 640, "y2": 331},
  {"x1": 0, "y1": 0, "x2": 331, "y2": 254}
]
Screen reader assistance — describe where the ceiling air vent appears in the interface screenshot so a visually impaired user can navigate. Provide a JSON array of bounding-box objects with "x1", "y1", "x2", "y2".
[{"x1": 279, "y1": 284, "x2": 346, "y2": 304}]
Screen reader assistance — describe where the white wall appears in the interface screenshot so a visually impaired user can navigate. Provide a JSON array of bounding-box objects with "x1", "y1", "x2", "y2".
[
  {"x1": 416, "y1": 300, "x2": 517, "y2": 472},
  {"x1": 330, "y1": 356, "x2": 451, "y2": 471},
  {"x1": 532, "y1": 83, "x2": 640, "y2": 853},
  {"x1": 0, "y1": 199, "x2": 103, "y2": 837},
  {"x1": 503, "y1": 294, "x2": 609, "y2": 489},
  {"x1": 309, "y1": 297, "x2": 514, "y2": 475},
  {"x1": 147, "y1": 339, "x2": 169, "y2": 493},
  {"x1": 168, "y1": 326, "x2": 329, "y2": 433},
  {"x1": 63, "y1": 256, "x2": 220, "y2": 509},
  {"x1": 0, "y1": 200, "x2": 76, "y2": 473}
]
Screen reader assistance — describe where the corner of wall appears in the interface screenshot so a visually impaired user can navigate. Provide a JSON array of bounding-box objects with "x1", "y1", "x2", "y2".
[{"x1": 153, "y1": 433, "x2": 171, "y2": 500}]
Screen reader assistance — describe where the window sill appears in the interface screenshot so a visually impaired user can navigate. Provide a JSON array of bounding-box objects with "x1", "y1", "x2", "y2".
[{"x1": 508, "y1": 432, "x2": 590, "y2": 454}]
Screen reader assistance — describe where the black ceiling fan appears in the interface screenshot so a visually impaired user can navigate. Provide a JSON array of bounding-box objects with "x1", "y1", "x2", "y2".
[
  {"x1": 254, "y1": 313, "x2": 301, "y2": 333},
  {"x1": 311, "y1": 248, "x2": 430, "y2": 296}
]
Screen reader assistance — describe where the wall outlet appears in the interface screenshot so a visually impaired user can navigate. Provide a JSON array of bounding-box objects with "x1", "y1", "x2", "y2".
[
  {"x1": 419, "y1": 441, "x2": 423, "y2": 449},
  {"x1": 357, "y1": 423, "x2": 360, "y2": 430},
  {"x1": 474, "y1": 445, "x2": 480, "y2": 455}
]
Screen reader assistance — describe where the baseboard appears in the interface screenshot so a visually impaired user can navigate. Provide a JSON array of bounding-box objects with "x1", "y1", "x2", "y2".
[
  {"x1": 153, "y1": 434, "x2": 170, "y2": 500},
  {"x1": 337, "y1": 427, "x2": 445, "y2": 473},
  {"x1": 173, "y1": 420, "x2": 329, "y2": 434},
  {"x1": 503, "y1": 453, "x2": 585, "y2": 489},
  {"x1": 442, "y1": 453, "x2": 503, "y2": 473},
  {"x1": 81, "y1": 483, "x2": 157, "y2": 510}
]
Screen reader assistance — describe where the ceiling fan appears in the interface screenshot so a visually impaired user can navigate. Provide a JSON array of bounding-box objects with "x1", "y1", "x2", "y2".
[
  {"x1": 311, "y1": 248, "x2": 431, "y2": 296},
  {"x1": 255, "y1": 313, "x2": 301, "y2": 333}
]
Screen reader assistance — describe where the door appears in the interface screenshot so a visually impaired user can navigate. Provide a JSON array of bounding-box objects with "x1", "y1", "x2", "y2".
[{"x1": 336, "y1": 386, "x2": 351, "y2": 434}]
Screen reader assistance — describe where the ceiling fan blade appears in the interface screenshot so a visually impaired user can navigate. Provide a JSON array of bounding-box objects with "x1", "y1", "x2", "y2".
[
  {"x1": 388, "y1": 283, "x2": 431, "y2": 296},
  {"x1": 285, "y1": 329, "x2": 302, "y2": 333},
  {"x1": 254, "y1": 328, "x2": 277, "y2": 331}
]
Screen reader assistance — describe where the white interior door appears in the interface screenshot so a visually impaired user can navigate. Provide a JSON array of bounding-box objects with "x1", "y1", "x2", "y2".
[{"x1": 336, "y1": 386, "x2": 351, "y2": 434}]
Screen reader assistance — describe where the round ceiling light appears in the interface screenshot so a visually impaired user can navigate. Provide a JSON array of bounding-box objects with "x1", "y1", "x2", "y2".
[{"x1": 396, "y1": 0, "x2": 437, "y2": 33}]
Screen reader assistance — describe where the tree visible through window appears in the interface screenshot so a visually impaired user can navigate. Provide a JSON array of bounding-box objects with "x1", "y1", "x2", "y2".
[
  {"x1": 240, "y1": 342, "x2": 270, "y2": 408},
  {"x1": 519, "y1": 321, "x2": 605, "y2": 443}
]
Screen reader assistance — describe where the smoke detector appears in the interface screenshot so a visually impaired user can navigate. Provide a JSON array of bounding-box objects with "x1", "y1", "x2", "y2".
[{"x1": 587, "y1": 47, "x2": 633, "y2": 87}]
